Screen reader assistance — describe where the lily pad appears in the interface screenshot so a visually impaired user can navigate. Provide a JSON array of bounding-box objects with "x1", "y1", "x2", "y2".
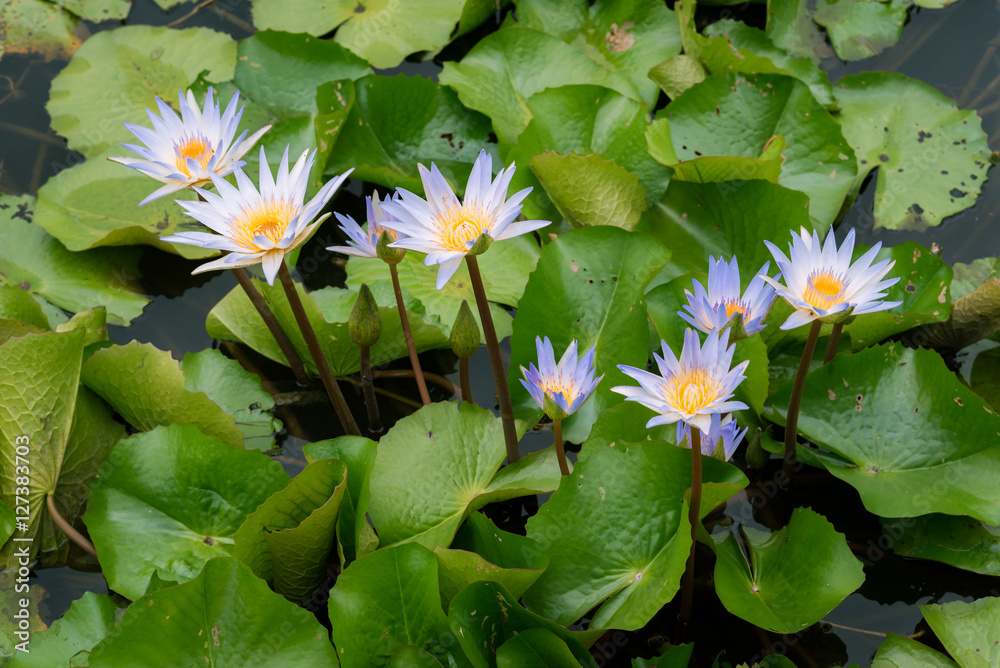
[
  {"x1": 367, "y1": 401, "x2": 560, "y2": 549},
  {"x1": 234, "y1": 458, "x2": 346, "y2": 603},
  {"x1": 952, "y1": 257, "x2": 999, "y2": 301},
  {"x1": 88, "y1": 557, "x2": 338, "y2": 666},
  {"x1": 179, "y1": 348, "x2": 282, "y2": 451},
  {"x1": 449, "y1": 580, "x2": 598, "y2": 668},
  {"x1": 579, "y1": 401, "x2": 676, "y2": 461},
  {"x1": 661, "y1": 135, "x2": 786, "y2": 185},
  {"x1": 322, "y1": 74, "x2": 493, "y2": 195},
  {"x1": 328, "y1": 543, "x2": 463, "y2": 668},
  {"x1": 523, "y1": 441, "x2": 747, "y2": 629},
  {"x1": 434, "y1": 512, "x2": 549, "y2": 603},
  {"x1": 80, "y1": 341, "x2": 246, "y2": 449},
  {"x1": 766, "y1": 344, "x2": 1000, "y2": 524},
  {"x1": 833, "y1": 72, "x2": 991, "y2": 232},
  {"x1": 508, "y1": 226, "x2": 670, "y2": 443},
  {"x1": 497, "y1": 627, "x2": 583, "y2": 668},
  {"x1": 47, "y1": 25, "x2": 236, "y2": 159},
  {"x1": 648, "y1": 54, "x2": 707, "y2": 100},
  {"x1": 0, "y1": 0, "x2": 87, "y2": 62},
  {"x1": 881, "y1": 514, "x2": 1000, "y2": 577},
  {"x1": 765, "y1": 0, "x2": 830, "y2": 62},
  {"x1": 207, "y1": 278, "x2": 449, "y2": 376},
  {"x1": 8, "y1": 592, "x2": 121, "y2": 668},
  {"x1": 0, "y1": 328, "x2": 125, "y2": 566},
  {"x1": 631, "y1": 643, "x2": 695, "y2": 667},
  {"x1": 921, "y1": 597, "x2": 1000, "y2": 668},
  {"x1": 0, "y1": 194, "x2": 149, "y2": 325},
  {"x1": 872, "y1": 633, "x2": 958, "y2": 668},
  {"x1": 0, "y1": 504, "x2": 13, "y2": 545},
  {"x1": 813, "y1": 0, "x2": 908, "y2": 61},
  {"x1": 713, "y1": 507, "x2": 865, "y2": 633},
  {"x1": 56, "y1": 0, "x2": 129, "y2": 22},
  {"x1": 663, "y1": 72, "x2": 856, "y2": 226},
  {"x1": 82, "y1": 424, "x2": 288, "y2": 600}
]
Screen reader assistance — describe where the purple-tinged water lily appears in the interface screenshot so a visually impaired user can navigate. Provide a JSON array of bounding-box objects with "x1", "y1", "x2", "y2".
[
  {"x1": 678, "y1": 256, "x2": 777, "y2": 341},
  {"x1": 677, "y1": 413, "x2": 748, "y2": 462},
  {"x1": 327, "y1": 191, "x2": 406, "y2": 262},
  {"x1": 520, "y1": 336, "x2": 603, "y2": 421}
]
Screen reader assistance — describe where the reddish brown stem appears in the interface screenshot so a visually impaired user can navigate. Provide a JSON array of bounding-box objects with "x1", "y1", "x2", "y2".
[
  {"x1": 47, "y1": 495, "x2": 96, "y2": 557},
  {"x1": 459, "y1": 357, "x2": 472, "y2": 405},
  {"x1": 784, "y1": 320, "x2": 822, "y2": 479},
  {"x1": 389, "y1": 263, "x2": 431, "y2": 405},
  {"x1": 823, "y1": 323, "x2": 843, "y2": 365},
  {"x1": 553, "y1": 419, "x2": 569, "y2": 475},
  {"x1": 679, "y1": 427, "x2": 702, "y2": 623},
  {"x1": 359, "y1": 344, "x2": 382, "y2": 434},
  {"x1": 372, "y1": 369, "x2": 459, "y2": 398}
]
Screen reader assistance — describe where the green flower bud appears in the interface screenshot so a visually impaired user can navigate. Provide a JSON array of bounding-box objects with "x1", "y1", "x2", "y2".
[
  {"x1": 466, "y1": 232, "x2": 493, "y2": 256},
  {"x1": 376, "y1": 230, "x2": 406, "y2": 264},
  {"x1": 449, "y1": 300, "x2": 480, "y2": 358},
  {"x1": 349, "y1": 283, "x2": 382, "y2": 347},
  {"x1": 722, "y1": 311, "x2": 749, "y2": 343},
  {"x1": 818, "y1": 308, "x2": 856, "y2": 325}
]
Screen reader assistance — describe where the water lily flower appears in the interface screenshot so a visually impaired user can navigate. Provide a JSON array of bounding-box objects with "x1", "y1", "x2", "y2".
[
  {"x1": 161, "y1": 146, "x2": 352, "y2": 285},
  {"x1": 109, "y1": 87, "x2": 270, "y2": 206},
  {"x1": 520, "y1": 336, "x2": 603, "y2": 421},
  {"x1": 612, "y1": 328, "x2": 748, "y2": 434},
  {"x1": 678, "y1": 256, "x2": 777, "y2": 340},
  {"x1": 379, "y1": 149, "x2": 550, "y2": 289},
  {"x1": 327, "y1": 191, "x2": 406, "y2": 262},
  {"x1": 677, "y1": 413, "x2": 748, "y2": 462},
  {"x1": 761, "y1": 227, "x2": 901, "y2": 330}
]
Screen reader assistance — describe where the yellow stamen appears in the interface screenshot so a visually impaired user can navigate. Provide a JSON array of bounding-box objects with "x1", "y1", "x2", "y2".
[
  {"x1": 174, "y1": 136, "x2": 214, "y2": 178},
  {"x1": 231, "y1": 199, "x2": 298, "y2": 250},
  {"x1": 803, "y1": 270, "x2": 846, "y2": 310},
  {"x1": 433, "y1": 201, "x2": 494, "y2": 252},
  {"x1": 663, "y1": 367, "x2": 720, "y2": 415},
  {"x1": 539, "y1": 377, "x2": 578, "y2": 405},
  {"x1": 722, "y1": 299, "x2": 750, "y2": 321}
]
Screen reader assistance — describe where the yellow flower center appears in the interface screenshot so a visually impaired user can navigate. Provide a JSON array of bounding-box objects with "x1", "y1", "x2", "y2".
[
  {"x1": 433, "y1": 201, "x2": 494, "y2": 252},
  {"x1": 539, "y1": 376, "x2": 578, "y2": 405},
  {"x1": 722, "y1": 299, "x2": 750, "y2": 321},
  {"x1": 231, "y1": 199, "x2": 299, "y2": 250},
  {"x1": 174, "y1": 135, "x2": 214, "y2": 178},
  {"x1": 803, "y1": 270, "x2": 846, "y2": 310},
  {"x1": 663, "y1": 367, "x2": 720, "y2": 415}
]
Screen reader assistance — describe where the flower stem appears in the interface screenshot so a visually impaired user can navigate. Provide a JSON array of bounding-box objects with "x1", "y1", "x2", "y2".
[
  {"x1": 459, "y1": 357, "x2": 472, "y2": 405},
  {"x1": 47, "y1": 494, "x2": 96, "y2": 557},
  {"x1": 680, "y1": 427, "x2": 703, "y2": 623},
  {"x1": 359, "y1": 344, "x2": 382, "y2": 434},
  {"x1": 389, "y1": 263, "x2": 431, "y2": 405},
  {"x1": 553, "y1": 418, "x2": 569, "y2": 475},
  {"x1": 230, "y1": 268, "x2": 310, "y2": 386},
  {"x1": 783, "y1": 320, "x2": 822, "y2": 479},
  {"x1": 465, "y1": 255, "x2": 520, "y2": 464},
  {"x1": 823, "y1": 323, "x2": 844, "y2": 365},
  {"x1": 277, "y1": 260, "x2": 360, "y2": 436}
]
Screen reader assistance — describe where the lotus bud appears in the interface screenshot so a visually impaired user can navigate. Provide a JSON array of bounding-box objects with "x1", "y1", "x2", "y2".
[
  {"x1": 349, "y1": 284, "x2": 382, "y2": 347},
  {"x1": 450, "y1": 300, "x2": 480, "y2": 358}
]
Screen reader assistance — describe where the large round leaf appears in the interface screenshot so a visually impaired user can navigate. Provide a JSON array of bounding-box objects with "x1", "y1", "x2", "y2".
[
  {"x1": 328, "y1": 543, "x2": 464, "y2": 668},
  {"x1": 664, "y1": 72, "x2": 856, "y2": 226},
  {"x1": 0, "y1": 0, "x2": 86, "y2": 62},
  {"x1": 8, "y1": 592, "x2": 120, "y2": 668},
  {"x1": 234, "y1": 458, "x2": 346, "y2": 603},
  {"x1": 921, "y1": 597, "x2": 1000, "y2": 668},
  {"x1": 833, "y1": 72, "x2": 991, "y2": 232},
  {"x1": 496, "y1": 628, "x2": 581, "y2": 668},
  {"x1": 508, "y1": 226, "x2": 670, "y2": 443},
  {"x1": 766, "y1": 344, "x2": 1000, "y2": 524},
  {"x1": 713, "y1": 507, "x2": 865, "y2": 634},
  {"x1": 872, "y1": 633, "x2": 958, "y2": 668},
  {"x1": 367, "y1": 401, "x2": 560, "y2": 549},
  {"x1": 881, "y1": 514, "x2": 1000, "y2": 577},
  {"x1": 813, "y1": 0, "x2": 907, "y2": 61},
  {"x1": 88, "y1": 557, "x2": 338, "y2": 667},
  {"x1": 523, "y1": 441, "x2": 747, "y2": 629},
  {"x1": 82, "y1": 424, "x2": 289, "y2": 600}
]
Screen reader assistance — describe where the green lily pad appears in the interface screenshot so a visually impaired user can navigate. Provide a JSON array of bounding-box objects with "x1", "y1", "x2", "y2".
[
  {"x1": 388, "y1": 646, "x2": 447, "y2": 667},
  {"x1": 328, "y1": 543, "x2": 463, "y2": 668},
  {"x1": 56, "y1": 0, "x2": 129, "y2": 22},
  {"x1": 88, "y1": 557, "x2": 338, "y2": 666},
  {"x1": 713, "y1": 507, "x2": 865, "y2": 633},
  {"x1": 82, "y1": 424, "x2": 288, "y2": 600},
  {"x1": 323, "y1": 74, "x2": 493, "y2": 195},
  {"x1": 523, "y1": 441, "x2": 747, "y2": 629},
  {"x1": 345, "y1": 233, "x2": 541, "y2": 344},
  {"x1": 833, "y1": 72, "x2": 991, "y2": 232},
  {"x1": 530, "y1": 152, "x2": 649, "y2": 230},
  {"x1": 448, "y1": 580, "x2": 598, "y2": 668},
  {"x1": 921, "y1": 597, "x2": 1000, "y2": 668},
  {"x1": 631, "y1": 643, "x2": 695, "y2": 667},
  {"x1": 0, "y1": 284, "x2": 50, "y2": 332},
  {"x1": 80, "y1": 341, "x2": 246, "y2": 449},
  {"x1": 179, "y1": 349, "x2": 282, "y2": 451},
  {"x1": 881, "y1": 514, "x2": 1000, "y2": 577},
  {"x1": 952, "y1": 257, "x2": 999, "y2": 301},
  {"x1": 0, "y1": 328, "x2": 125, "y2": 566},
  {"x1": 766, "y1": 344, "x2": 1000, "y2": 524},
  {"x1": 663, "y1": 72, "x2": 855, "y2": 226},
  {"x1": 439, "y1": 26, "x2": 640, "y2": 145},
  {"x1": 0, "y1": 503, "x2": 12, "y2": 546},
  {"x1": 917, "y1": 278, "x2": 1000, "y2": 351},
  {"x1": 579, "y1": 401, "x2": 676, "y2": 462},
  {"x1": 207, "y1": 277, "x2": 448, "y2": 376},
  {"x1": 434, "y1": 512, "x2": 549, "y2": 603},
  {"x1": 648, "y1": 54, "x2": 707, "y2": 100},
  {"x1": 661, "y1": 135, "x2": 787, "y2": 185},
  {"x1": 508, "y1": 226, "x2": 670, "y2": 443},
  {"x1": 0, "y1": 194, "x2": 149, "y2": 325},
  {"x1": 971, "y1": 346, "x2": 1000, "y2": 412},
  {"x1": 304, "y1": 436, "x2": 378, "y2": 566},
  {"x1": 367, "y1": 401, "x2": 560, "y2": 549},
  {"x1": 872, "y1": 633, "x2": 958, "y2": 668},
  {"x1": 0, "y1": 0, "x2": 87, "y2": 62},
  {"x1": 47, "y1": 25, "x2": 236, "y2": 159},
  {"x1": 8, "y1": 592, "x2": 121, "y2": 668},
  {"x1": 497, "y1": 627, "x2": 581, "y2": 667},
  {"x1": 234, "y1": 458, "x2": 346, "y2": 603},
  {"x1": 813, "y1": 0, "x2": 908, "y2": 61},
  {"x1": 765, "y1": 0, "x2": 830, "y2": 62},
  {"x1": 514, "y1": 0, "x2": 681, "y2": 106}
]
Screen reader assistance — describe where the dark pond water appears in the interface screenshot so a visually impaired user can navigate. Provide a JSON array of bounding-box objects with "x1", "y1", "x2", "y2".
[{"x1": 2, "y1": 0, "x2": 999, "y2": 666}]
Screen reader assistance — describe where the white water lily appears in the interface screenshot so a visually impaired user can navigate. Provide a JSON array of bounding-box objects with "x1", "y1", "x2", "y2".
[
  {"x1": 109, "y1": 87, "x2": 270, "y2": 206},
  {"x1": 327, "y1": 191, "x2": 405, "y2": 260},
  {"x1": 379, "y1": 149, "x2": 550, "y2": 289},
  {"x1": 161, "y1": 146, "x2": 352, "y2": 285},
  {"x1": 678, "y1": 256, "x2": 777, "y2": 340}
]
